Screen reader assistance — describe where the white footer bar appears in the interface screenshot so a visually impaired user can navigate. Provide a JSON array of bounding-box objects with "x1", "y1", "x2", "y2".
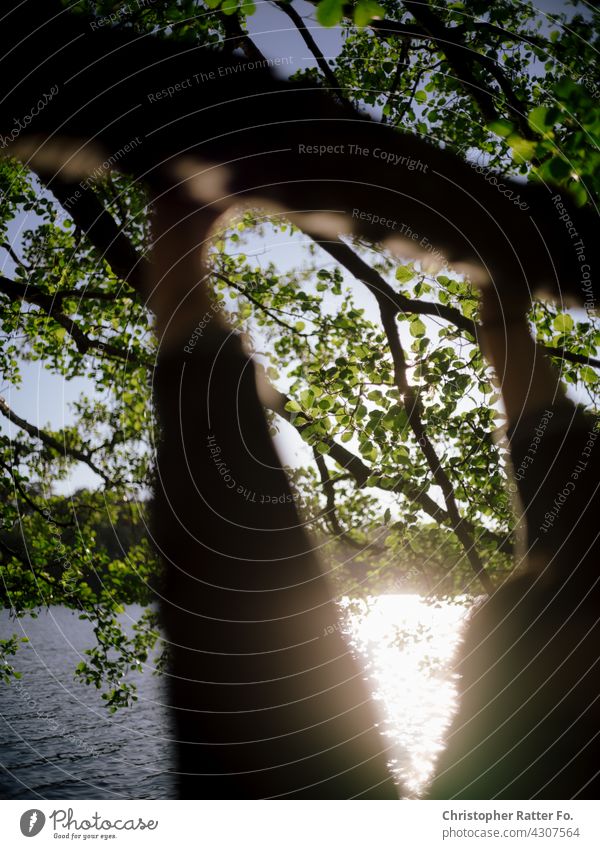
[{"x1": 0, "y1": 799, "x2": 597, "y2": 848}]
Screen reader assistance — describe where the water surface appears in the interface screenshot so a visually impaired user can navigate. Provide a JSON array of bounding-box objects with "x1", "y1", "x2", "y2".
[{"x1": 0, "y1": 596, "x2": 468, "y2": 799}]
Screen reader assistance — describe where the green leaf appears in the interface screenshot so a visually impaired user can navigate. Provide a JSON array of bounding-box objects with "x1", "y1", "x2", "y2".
[
  {"x1": 580, "y1": 366, "x2": 597, "y2": 385},
  {"x1": 300, "y1": 389, "x2": 315, "y2": 407},
  {"x1": 569, "y1": 181, "x2": 588, "y2": 208},
  {"x1": 553, "y1": 313, "x2": 574, "y2": 333},
  {"x1": 353, "y1": 0, "x2": 384, "y2": 27},
  {"x1": 527, "y1": 106, "x2": 553, "y2": 133},
  {"x1": 221, "y1": 0, "x2": 238, "y2": 14},
  {"x1": 508, "y1": 135, "x2": 537, "y2": 162},
  {"x1": 548, "y1": 156, "x2": 571, "y2": 180},
  {"x1": 488, "y1": 118, "x2": 515, "y2": 138},
  {"x1": 395, "y1": 265, "x2": 415, "y2": 283},
  {"x1": 415, "y1": 90, "x2": 427, "y2": 104},
  {"x1": 284, "y1": 400, "x2": 302, "y2": 413},
  {"x1": 316, "y1": 0, "x2": 345, "y2": 27},
  {"x1": 409, "y1": 318, "x2": 426, "y2": 338}
]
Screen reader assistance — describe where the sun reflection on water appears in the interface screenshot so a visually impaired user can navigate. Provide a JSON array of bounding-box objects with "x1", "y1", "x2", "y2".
[{"x1": 347, "y1": 593, "x2": 470, "y2": 797}]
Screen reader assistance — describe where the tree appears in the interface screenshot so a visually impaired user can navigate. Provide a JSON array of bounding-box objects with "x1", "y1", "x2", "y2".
[{"x1": 0, "y1": 0, "x2": 598, "y2": 796}]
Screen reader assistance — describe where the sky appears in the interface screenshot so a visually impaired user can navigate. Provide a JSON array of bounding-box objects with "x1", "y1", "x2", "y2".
[
  {"x1": 0, "y1": 0, "x2": 355, "y2": 494},
  {"x1": 0, "y1": 0, "x2": 590, "y2": 495}
]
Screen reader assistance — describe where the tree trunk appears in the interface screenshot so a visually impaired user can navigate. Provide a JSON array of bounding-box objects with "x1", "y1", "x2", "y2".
[{"x1": 152, "y1": 325, "x2": 397, "y2": 797}]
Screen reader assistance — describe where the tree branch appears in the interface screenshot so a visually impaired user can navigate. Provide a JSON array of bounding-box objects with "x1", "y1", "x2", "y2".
[
  {"x1": 370, "y1": 17, "x2": 549, "y2": 56},
  {"x1": 377, "y1": 301, "x2": 493, "y2": 593},
  {"x1": 32, "y1": 173, "x2": 149, "y2": 300},
  {"x1": 316, "y1": 235, "x2": 476, "y2": 331},
  {"x1": 0, "y1": 274, "x2": 151, "y2": 367},
  {"x1": 213, "y1": 270, "x2": 313, "y2": 337},
  {"x1": 262, "y1": 375, "x2": 448, "y2": 519},
  {"x1": 313, "y1": 449, "x2": 348, "y2": 537},
  {"x1": 274, "y1": 1, "x2": 355, "y2": 112},
  {"x1": 0, "y1": 458, "x2": 72, "y2": 528},
  {"x1": 218, "y1": 11, "x2": 269, "y2": 63},
  {"x1": 261, "y1": 373, "x2": 512, "y2": 555},
  {"x1": 313, "y1": 448, "x2": 389, "y2": 554},
  {"x1": 0, "y1": 533, "x2": 61, "y2": 591},
  {"x1": 367, "y1": 4, "x2": 535, "y2": 139},
  {"x1": 295, "y1": 234, "x2": 492, "y2": 590},
  {"x1": 381, "y1": 36, "x2": 412, "y2": 124},
  {"x1": 309, "y1": 238, "x2": 600, "y2": 369},
  {"x1": 1, "y1": 242, "x2": 29, "y2": 270},
  {"x1": 0, "y1": 397, "x2": 113, "y2": 486}
]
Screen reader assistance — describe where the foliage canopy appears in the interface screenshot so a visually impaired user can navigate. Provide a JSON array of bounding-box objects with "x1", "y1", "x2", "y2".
[{"x1": 1, "y1": 0, "x2": 599, "y2": 708}]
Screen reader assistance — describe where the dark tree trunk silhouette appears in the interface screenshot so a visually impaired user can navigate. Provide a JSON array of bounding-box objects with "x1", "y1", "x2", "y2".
[
  {"x1": 2, "y1": 2, "x2": 596, "y2": 302},
  {"x1": 2, "y1": 0, "x2": 599, "y2": 799},
  {"x1": 428, "y1": 403, "x2": 600, "y2": 799},
  {"x1": 152, "y1": 326, "x2": 396, "y2": 797}
]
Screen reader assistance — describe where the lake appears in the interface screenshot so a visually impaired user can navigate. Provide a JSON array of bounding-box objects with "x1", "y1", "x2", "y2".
[{"x1": 0, "y1": 596, "x2": 468, "y2": 799}]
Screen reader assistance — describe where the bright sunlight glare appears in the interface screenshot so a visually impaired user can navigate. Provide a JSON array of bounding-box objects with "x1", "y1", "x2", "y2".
[{"x1": 349, "y1": 594, "x2": 470, "y2": 796}]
